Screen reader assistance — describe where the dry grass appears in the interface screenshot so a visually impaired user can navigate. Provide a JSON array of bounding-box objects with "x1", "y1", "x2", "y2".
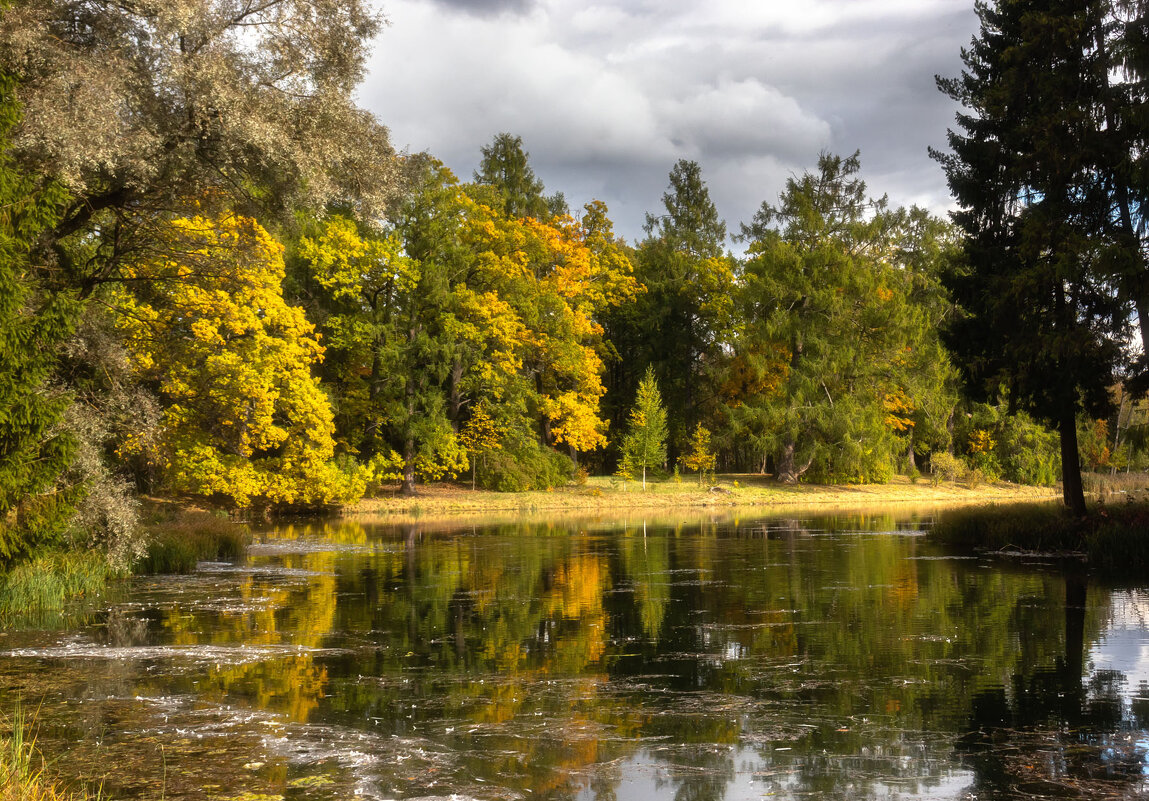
[{"x1": 349, "y1": 474, "x2": 1060, "y2": 525}]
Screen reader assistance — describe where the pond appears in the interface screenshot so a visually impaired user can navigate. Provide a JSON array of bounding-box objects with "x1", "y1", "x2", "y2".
[{"x1": 0, "y1": 509, "x2": 1147, "y2": 800}]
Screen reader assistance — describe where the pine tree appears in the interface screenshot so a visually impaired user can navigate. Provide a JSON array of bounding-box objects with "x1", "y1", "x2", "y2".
[
  {"x1": 933, "y1": 0, "x2": 1126, "y2": 514},
  {"x1": 621, "y1": 367, "x2": 668, "y2": 491}
]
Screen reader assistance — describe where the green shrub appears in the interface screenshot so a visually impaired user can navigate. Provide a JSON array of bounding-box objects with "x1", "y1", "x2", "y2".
[
  {"x1": 930, "y1": 451, "x2": 964, "y2": 484},
  {"x1": 477, "y1": 438, "x2": 574, "y2": 492}
]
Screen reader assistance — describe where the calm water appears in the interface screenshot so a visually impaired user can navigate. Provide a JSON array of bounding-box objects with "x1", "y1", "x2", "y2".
[{"x1": 1, "y1": 510, "x2": 1147, "y2": 800}]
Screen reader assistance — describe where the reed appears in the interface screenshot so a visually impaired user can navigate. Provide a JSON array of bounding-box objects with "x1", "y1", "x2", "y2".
[
  {"x1": 0, "y1": 551, "x2": 113, "y2": 626},
  {"x1": 0, "y1": 701, "x2": 101, "y2": 801},
  {"x1": 136, "y1": 509, "x2": 249, "y2": 574}
]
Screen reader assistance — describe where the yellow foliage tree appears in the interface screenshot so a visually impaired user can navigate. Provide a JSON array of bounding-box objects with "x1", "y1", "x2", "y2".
[{"x1": 115, "y1": 213, "x2": 364, "y2": 508}]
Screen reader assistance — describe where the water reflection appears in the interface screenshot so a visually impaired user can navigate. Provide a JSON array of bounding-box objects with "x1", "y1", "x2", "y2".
[{"x1": 0, "y1": 511, "x2": 1145, "y2": 799}]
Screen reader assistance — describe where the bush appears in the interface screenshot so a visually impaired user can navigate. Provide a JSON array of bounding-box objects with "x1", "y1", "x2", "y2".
[
  {"x1": 476, "y1": 439, "x2": 574, "y2": 492},
  {"x1": 930, "y1": 451, "x2": 965, "y2": 484}
]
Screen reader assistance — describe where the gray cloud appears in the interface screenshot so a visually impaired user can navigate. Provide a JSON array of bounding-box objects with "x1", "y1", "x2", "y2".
[
  {"x1": 363, "y1": 0, "x2": 980, "y2": 245},
  {"x1": 426, "y1": 0, "x2": 536, "y2": 18}
]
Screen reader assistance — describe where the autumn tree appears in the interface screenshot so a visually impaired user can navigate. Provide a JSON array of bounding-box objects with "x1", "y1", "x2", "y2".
[
  {"x1": 681, "y1": 423, "x2": 716, "y2": 486},
  {"x1": 934, "y1": 0, "x2": 1126, "y2": 513},
  {"x1": 621, "y1": 367, "x2": 668, "y2": 490},
  {"x1": 115, "y1": 213, "x2": 363, "y2": 509}
]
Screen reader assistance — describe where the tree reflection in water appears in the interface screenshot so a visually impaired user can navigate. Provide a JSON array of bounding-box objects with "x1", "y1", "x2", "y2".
[{"x1": 0, "y1": 513, "x2": 1146, "y2": 800}]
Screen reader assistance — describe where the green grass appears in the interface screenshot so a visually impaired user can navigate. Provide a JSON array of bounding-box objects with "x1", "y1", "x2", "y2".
[
  {"x1": 136, "y1": 509, "x2": 249, "y2": 574},
  {"x1": 931, "y1": 500, "x2": 1149, "y2": 573},
  {"x1": 0, "y1": 551, "x2": 115, "y2": 627}
]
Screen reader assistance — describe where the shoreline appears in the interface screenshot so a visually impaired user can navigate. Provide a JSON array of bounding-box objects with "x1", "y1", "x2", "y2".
[{"x1": 346, "y1": 475, "x2": 1061, "y2": 525}]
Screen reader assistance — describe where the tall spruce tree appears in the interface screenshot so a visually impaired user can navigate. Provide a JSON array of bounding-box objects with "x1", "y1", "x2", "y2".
[
  {"x1": 615, "y1": 161, "x2": 733, "y2": 459},
  {"x1": 933, "y1": 0, "x2": 1126, "y2": 514}
]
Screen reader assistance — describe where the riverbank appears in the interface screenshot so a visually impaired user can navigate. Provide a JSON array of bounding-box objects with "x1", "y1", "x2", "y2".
[{"x1": 350, "y1": 474, "x2": 1060, "y2": 523}]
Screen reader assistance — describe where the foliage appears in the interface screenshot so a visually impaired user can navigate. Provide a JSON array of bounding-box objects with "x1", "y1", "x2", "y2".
[
  {"x1": 476, "y1": 433, "x2": 574, "y2": 492},
  {"x1": 115, "y1": 213, "x2": 363, "y2": 509},
  {"x1": 737, "y1": 152, "x2": 956, "y2": 484},
  {"x1": 681, "y1": 424, "x2": 716, "y2": 486},
  {"x1": 621, "y1": 367, "x2": 668, "y2": 490},
  {"x1": 934, "y1": 0, "x2": 1127, "y2": 513},
  {"x1": 609, "y1": 160, "x2": 733, "y2": 457},
  {"x1": 474, "y1": 132, "x2": 555, "y2": 219},
  {"x1": 0, "y1": 70, "x2": 80, "y2": 564},
  {"x1": 0, "y1": 0, "x2": 398, "y2": 297},
  {"x1": 929, "y1": 451, "x2": 965, "y2": 485}
]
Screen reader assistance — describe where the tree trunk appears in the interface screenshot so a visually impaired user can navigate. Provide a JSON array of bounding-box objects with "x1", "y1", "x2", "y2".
[
  {"x1": 400, "y1": 435, "x2": 417, "y2": 495},
  {"x1": 1058, "y1": 405, "x2": 1086, "y2": 516},
  {"x1": 906, "y1": 429, "x2": 917, "y2": 474},
  {"x1": 777, "y1": 440, "x2": 798, "y2": 484}
]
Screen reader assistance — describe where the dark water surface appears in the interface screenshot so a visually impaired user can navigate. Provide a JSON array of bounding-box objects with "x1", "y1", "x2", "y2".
[{"x1": 1, "y1": 510, "x2": 1147, "y2": 800}]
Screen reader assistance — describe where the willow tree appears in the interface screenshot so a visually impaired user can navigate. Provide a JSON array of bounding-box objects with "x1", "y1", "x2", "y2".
[
  {"x1": 0, "y1": 0, "x2": 398, "y2": 294},
  {"x1": 934, "y1": 0, "x2": 1126, "y2": 514}
]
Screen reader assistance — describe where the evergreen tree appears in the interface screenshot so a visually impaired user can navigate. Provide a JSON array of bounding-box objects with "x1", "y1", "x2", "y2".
[
  {"x1": 0, "y1": 70, "x2": 79, "y2": 561},
  {"x1": 474, "y1": 132, "x2": 553, "y2": 219},
  {"x1": 737, "y1": 152, "x2": 943, "y2": 483},
  {"x1": 621, "y1": 366, "x2": 668, "y2": 490},
  {"x1": 933, "y1": 0, "x2": 1126, "y2": 514},
  {"x1": 612, "y1": 160, "x2": 733, "y2": 459}
]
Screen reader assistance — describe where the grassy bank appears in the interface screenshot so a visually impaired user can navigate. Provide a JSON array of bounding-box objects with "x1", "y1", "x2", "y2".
[
  {"x1": 932, "y1": 500, "x2": 1149, "y2": 573},
  {"x1": 350, "y1": 474, "x2": 1060, "y2": 523}
]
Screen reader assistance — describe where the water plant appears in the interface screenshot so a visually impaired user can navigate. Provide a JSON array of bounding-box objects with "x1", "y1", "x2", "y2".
[
  {"x1": 0, "y1": 701, "x2": 102, "y2": 800},
  {"x1": 0, "y1": 551, "x2": 114, "y2": 627},
  {"x1": 135, "y1": 509, "x2": 249, "y2": 574}
]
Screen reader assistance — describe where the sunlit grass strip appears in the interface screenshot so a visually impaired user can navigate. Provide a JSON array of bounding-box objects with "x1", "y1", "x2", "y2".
[
  {"x1": 932, "y1": 501, "x2": 1149, "y2": 572},
  {"x1": 0, "y1": 551, "x2": 113, "y2": 626},
  {"x1": 136, "y1": 510, "x2": 249, "y2": 574},
  {"x1": 0, "y1": 702, "x2": 101, "y2": 801}
]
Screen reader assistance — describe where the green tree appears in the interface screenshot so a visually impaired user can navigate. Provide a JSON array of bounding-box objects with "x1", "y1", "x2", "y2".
[
  {"x1": 473, "y1": 132, "x2": 561, "y2": 220},
  {"x1": 738, "y1": 152, "x2": 943, "y2": 483},
  {"x1": 621, "y1": 367, "x2": 668, "y2": 490},
  {"x1": 934, "y1": 0, "x2": 1126, "y2": 514},
  {"x1": 612, "y1": 160, "x2": 733, "y2": 457},
  {"x1": 0, "y1": 69, "x2": 79, "y2": 561}
]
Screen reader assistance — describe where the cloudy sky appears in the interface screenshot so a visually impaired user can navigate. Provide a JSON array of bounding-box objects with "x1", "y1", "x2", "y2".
[{"x1": 359, "y1": 0, "x2": 980, "y2": 246}]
